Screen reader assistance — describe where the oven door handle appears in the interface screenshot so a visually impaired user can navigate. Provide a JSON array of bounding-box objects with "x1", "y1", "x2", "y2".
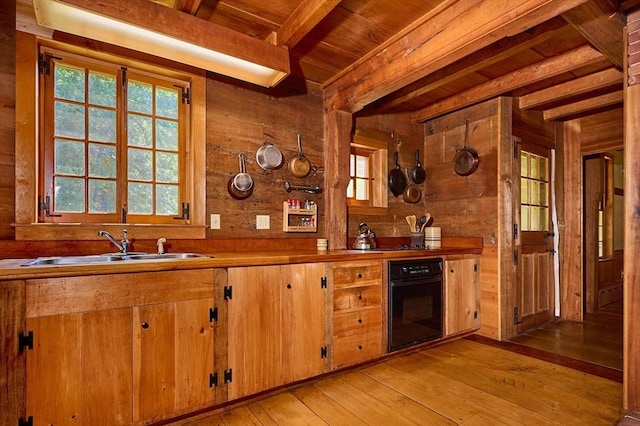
[{"x1": 390, "y1": 275, "x2": 442, "y2": 287}]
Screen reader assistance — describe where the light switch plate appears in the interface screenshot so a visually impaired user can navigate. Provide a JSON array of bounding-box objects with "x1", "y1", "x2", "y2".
[
  {"x1": 210, "y1": 214, "x2": 220, "y2": 229},
  {"x1": 256, "y1": 215, "x2": 270, "y2": 230}
]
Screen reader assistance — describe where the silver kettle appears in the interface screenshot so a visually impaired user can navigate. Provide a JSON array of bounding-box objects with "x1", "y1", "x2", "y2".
[{"x1": 353, "y1": 223, "x2": 377, "y2": 250}]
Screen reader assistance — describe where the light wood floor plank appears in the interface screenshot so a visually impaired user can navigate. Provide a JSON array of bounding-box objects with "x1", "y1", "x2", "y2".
[
  {"x1": 254, "y1": 393, "x2": 328, "y2": 426},
  {"x1": 291, "y1": 384, "x2": 369, "y2": 426}
]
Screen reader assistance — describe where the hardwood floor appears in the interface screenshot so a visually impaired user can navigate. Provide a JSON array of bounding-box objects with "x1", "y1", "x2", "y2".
[
  {"x1": 166, "y1": 339, "x2": 623, "y2": 425},
  {"x1": 509, "y1": 301, "x2": 623, "y2": 371}
]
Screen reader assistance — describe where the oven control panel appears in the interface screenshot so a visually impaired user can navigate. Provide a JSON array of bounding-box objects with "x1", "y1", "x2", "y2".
[{"x1": 388, "y1": 258, "x2": 443, "y2": 280}]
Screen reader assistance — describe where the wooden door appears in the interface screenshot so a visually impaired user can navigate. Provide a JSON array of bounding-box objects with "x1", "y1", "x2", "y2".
[
  {"x1": 133, "y1": 303, "x2": 176, "y2": 422},
  {"x1": 445, "y1": 257, "x2": 479, "y2": 336},
  {"x1": 516, "y1": 145, "x2": 556, "y2": 332},
  {"x1": 281, "y1": 263, "x2": 326, "y2": 383},
  {"x1": 227, "y1": 265, "x2": 282, "y2": 400},
  {"x1": 174, "y1": 298, "x2": 215, "y2": 412}
]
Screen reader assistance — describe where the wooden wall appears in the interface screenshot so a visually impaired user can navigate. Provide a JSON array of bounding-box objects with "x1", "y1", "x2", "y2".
[
  {"x1": 0, "y1": 0, "x2": 16, "y2": 240},
  {"x1": 580, "y1": 108, "x2": 624, "y2": 154}
]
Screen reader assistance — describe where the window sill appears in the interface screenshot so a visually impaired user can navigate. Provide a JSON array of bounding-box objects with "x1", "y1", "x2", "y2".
[
  {"x1": 13, "y1": 223, "x2": 206, "y2": 241},
  {"x1": 347, "y1": 206, "x2": 388, "y2": 216}
]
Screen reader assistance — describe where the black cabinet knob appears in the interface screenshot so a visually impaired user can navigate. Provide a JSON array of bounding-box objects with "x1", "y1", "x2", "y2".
[
  {"x1": 287, "y1": 283, "x2": 292, "y2": 289},
  {"x1": 141, "y1": 322, "x2": 149, "y2": 329},
  {"x1": 356, "y1": 273, "x2": 363, "y2": 279},
  {"x1": 357, "y1": 318, "x2": 363, "y2": 323},
  {"x1": 357, "y1": 345, "x2": 363, "y2": 350}
]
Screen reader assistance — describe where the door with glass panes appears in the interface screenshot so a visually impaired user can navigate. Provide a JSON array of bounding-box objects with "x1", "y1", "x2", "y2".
[{"x1": 516, "y1": 142, "x2": 556, "y2": 332}]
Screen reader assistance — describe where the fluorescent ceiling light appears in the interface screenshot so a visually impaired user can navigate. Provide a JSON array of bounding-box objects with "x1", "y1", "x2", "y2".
[{"x1": 33, "y1": 0, "x2": 290, "y2": 87}]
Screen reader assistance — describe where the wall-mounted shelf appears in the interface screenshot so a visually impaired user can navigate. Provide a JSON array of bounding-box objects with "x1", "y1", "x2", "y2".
[{"x1": 283, "y1": 201, "x2": 317, "y2": 232}]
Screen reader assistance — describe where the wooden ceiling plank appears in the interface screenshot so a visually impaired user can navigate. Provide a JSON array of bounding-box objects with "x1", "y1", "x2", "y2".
[
  {"x1": 323, "y1": 0, "x2": 588, "y2": 113},
  {"x1": 273, "y1": 0, "x2": 341, "y2": 48},
  {"x1": 561, "y1": 0, "x2": 626, "y2": 68},
  {"x1": 543, "y1": 90, "x2": 623, "y2": 120},
  {"x1": 40, "y1": 0, "x2": 290, "y2": 76},
  {"x1": 518, "y1": 67, "x2": 623, "y2": 109},
  {"x1": 375, "y1": 21, "x2": 573, "y2": 112},
  {"x1": 411, "y1": 45, "x2": 604, "y2": 122}
]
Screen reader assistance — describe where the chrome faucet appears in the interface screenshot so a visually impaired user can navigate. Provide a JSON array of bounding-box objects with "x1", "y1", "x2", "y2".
[{"x1": 98, "y1": 229, "x2": 129, "y2": 254}]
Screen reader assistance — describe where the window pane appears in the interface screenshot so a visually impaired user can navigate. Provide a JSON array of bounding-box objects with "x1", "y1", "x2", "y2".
[
  {"x1": 128, "y1": 114, "x2": 153, "y2": 147},
  {"x1": 128, "y1": 81, "x2": 153, "y2": 114},
  {"x1": 355, "y1": 178, "x2": 369, "y2": 201},
  {"x1": 521, "y1": 179, "x2": 529, "y2": 204},
  {"x1": 128, "y1": 183, "x2": 152, "y2": 214},
  {"x1": 55, "y1": 101, "x2": 85, "y2": 139},
  {"x1": 530, "y1": 155, "x2": 539, "y2": 179},
  {"x1": 156, "y1": 152, "x2": 178, "y2": 183},
  {"x1": 539, "y1": 207, "x2": 548, "y2": 231},
  {"x1": 349, "y1": 154, "x2": 355, "y2": 177},
  {"x1": 156, "y1": 184, "x2": 179, "y2": 215},
  {"x1": 55, "y1": 139, "x2": 85, "y2": 175},
  {"x1": 346, "y1": 179, "x2": 354, "y2": 198},
  {"x1": 521, "y1": 152, "x2": 529, "y2": 177},
  {"x1": 521, "y1": 206, "x2": 530, "y2": 231},
  {"x1": 128, "y1": 148, "x2": 153, "y2": 181},
  {"x1": 355, "y1": 155, "x2": 368, "y2": 178},
  {"x1": 539, "y1": 157, "x2": 547, "y2": 180},
  {"x1": 88, "y1": 179, "x2": 116, "y2": 213},
  {"x1": 156, "y1": 119, "x2": 178, "y2": 151},
  {"x1": 531, "y1": 206, "x2": 540, "y2": 231},
  {"x1": 54, "y1": 176, "x2": 85, "y2": 212},
  {"x1": 531, "y1": 180, "x2": 540, "y2": 205},
  {"x1": 88, "y1": 72, "x2": 116, "y2": 108},
  {"x1": 89, "y1": 107, "x2": 116, "y2": 142},
  {"x1": 55, "y1": 65, "x2": 85, "y2": 102},
  {"x1": 156, "y1": 87, "x2": 178, "y2": 119},
  {"x1": 89, "y1": 143, "x2": 116, "y2": 178},
  {"x1": 539, "y1": 182, "x2": 548, "y2": 207}
]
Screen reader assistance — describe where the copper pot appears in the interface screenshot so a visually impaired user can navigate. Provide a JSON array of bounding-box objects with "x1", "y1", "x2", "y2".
[{"x1": 289, "y1": 134, "x2": 311, "y2": 178}]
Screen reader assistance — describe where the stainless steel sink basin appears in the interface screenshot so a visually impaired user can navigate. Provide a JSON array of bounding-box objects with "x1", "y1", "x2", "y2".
[{"x1": 21, "y1": 252, "x2": 208, "y2": 266}]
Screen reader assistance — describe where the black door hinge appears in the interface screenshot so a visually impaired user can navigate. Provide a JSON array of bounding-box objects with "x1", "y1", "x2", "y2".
[
  {"x1": 321, "y1": 276, "x2": 327, "y2": 289},
  {"x1": 19, "y1": 331, "x2": 33, "y2": 352},
  {"x1": 173, "y1": 202, "x2": 190, "y2": 221},
  {"x1": 38, "y1": 195, "x2": 61, "y2": 218},
  {"x1": 177, "y1": 85, "x2": 190, "y2": 104},
  {"x1": 18, "y1": 416, "x2": 33, "y2": 426},
  {"x1": 209, "y1": 307, "x2": 218, "y2": 322},
  {"x1": 321, "y1": 346, "x2": 328, "y2": 359},
  {"x1": 514, "y1": 307, "x2": 521, "y2": 325},
  {"x1": 513, "y1": 139, "x2": 521, "y2": 159},
  {"x1": 474, "y1": 311, "x2": 478, "y2": 320},
  {"x1": 224, "y1": 286, "x2": 233, "y2": 300},
  {"x1": 474, "y1": 263, "x2": 478, "y2": 273},
  {"x1": 209, "y1": 372, "x2": 218, "y2": 388},
  {"x1": 513, "y1": 250, "x2": 518, "y2": 265},
  {"x1": 513, "y1": 223, "x2": 519, "y2": 240},
  {"x1": 224, "y1": 369, "x2": 233, "y2": 384}
]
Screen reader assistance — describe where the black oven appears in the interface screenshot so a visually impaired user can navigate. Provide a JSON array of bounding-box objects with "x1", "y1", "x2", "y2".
[{"x1": 388, "y1": 258, "x2": 443, "y2": 352}]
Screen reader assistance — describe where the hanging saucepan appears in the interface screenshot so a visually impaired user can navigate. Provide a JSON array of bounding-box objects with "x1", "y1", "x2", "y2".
[
  {"x1": 228, "y1": 153, "x2": 254, "y2": 200},
  {"x1": 289, "y1": 134, "x2": 311, "y2": 178},
  {"x1": 454, "y1": 119, "x2": 479, "y2": 176},
  {"x1": 412, "y1": 149, "x2": 426, "y2": 184},
  {"x1": 388, "y1": 151, "x2": 407, "y2": 197},
  {"x1": 403, "y1": 168, "x2": 422, "y2": 204},
  {"x1": 256, "y1": 142, "x2": 284, "y2": 170}
]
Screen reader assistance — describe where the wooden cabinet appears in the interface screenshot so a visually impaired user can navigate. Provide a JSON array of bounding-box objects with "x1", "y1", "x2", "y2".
[
  {"x1": 25, "y1": 270, "x2": 215, "y2": 425},
  {"x1": 226, "y1": 263, "x2": 327, "y2": 400},
  {"x1": 331, "y1": 260, "x2": 383, "y2": 369},
  {"x1": 444, "y1": 256, "x2": 480, "y2": 336}
]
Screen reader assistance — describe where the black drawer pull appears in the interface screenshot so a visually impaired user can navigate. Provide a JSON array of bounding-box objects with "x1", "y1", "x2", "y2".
[
  {"x1": 356, "y1": 273, "x2": 363, "y2": 279},
  {"x1": 141, "y1": 322, "x2": 149, "y2": 329},
  {"x1": 357, "y1": 293, "x2": 362, "y2": 300},
  {"x1": 287, "y1": 283, "x2": 292, "y2": 289},
  {"x1": 357, "y1": 345, "x2": 363, "y2": 350},
  {"x1": 357, "y1": 318, "x2": 363, "y2": 323}
]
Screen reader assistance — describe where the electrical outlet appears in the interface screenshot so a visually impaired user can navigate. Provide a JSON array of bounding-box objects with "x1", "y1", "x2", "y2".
[
  {"x1": 256, "y1": 215, "x2": 270, "y2": 230},
  {"x1": 210, "y1": 214, "x2": 221, "y2": 229}
]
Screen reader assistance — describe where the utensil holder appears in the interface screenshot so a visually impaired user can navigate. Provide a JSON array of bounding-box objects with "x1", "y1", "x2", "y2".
[
  {"x1": 424, "y1": 227, "x2": 441, "y2": 249},
  {"x1": 410, "y1": 232, "x2": 424, "y2": 249}
]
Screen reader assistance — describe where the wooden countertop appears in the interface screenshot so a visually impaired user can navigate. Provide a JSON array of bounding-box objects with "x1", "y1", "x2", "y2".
[{"x1": 0, "y1": 247, "x2": 482, "y2": 280}]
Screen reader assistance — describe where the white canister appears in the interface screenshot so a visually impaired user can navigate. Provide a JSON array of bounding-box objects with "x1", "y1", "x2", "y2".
[{"x1": 424, "y1": 227, "x2": 441, "y2": 249}]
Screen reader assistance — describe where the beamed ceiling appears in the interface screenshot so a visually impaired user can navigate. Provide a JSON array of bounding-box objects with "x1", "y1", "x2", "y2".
[{"x1": 17, "y1": 0, "x2": 639, "y2": 122}]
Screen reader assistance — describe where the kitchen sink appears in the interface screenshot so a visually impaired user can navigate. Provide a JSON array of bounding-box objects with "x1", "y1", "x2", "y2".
[{"x1": 21, "y1": 252, "x2": 209, "y2": 266}]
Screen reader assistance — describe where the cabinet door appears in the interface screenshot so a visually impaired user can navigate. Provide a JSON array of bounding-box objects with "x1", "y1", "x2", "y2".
[
  {"x1": 445, "y1": 257, "x2": 479, "y2": 336},
  {"x1": 227, "y1": 266, "x2": 282, "y2": 400},
  {"x1": 27, "y1": 308, "x2": 132, "y2": 426},
  {"x1": 281, "y1": 263, "x2": 326, "y2": 383}
]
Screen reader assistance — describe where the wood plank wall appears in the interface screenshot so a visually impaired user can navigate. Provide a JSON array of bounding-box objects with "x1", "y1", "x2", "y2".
[{"x1": 0, "y1": 0, "x2": 16, "y2": 240}]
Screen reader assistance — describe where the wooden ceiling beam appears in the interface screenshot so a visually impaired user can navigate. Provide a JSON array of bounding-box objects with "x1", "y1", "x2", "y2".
[
  {"x1": 518, "y1": 67, "x2": 623, "y2": 109},
  {"x1": 323, "y1": 0, "x2": 588, "y2": 113},
  {"x1": 271, "y1": 0, "x2": 341, "y2": 48},
  {"x1": 375, "y1": 20, "x2": 573, "y2": 112},
  {"x1": 543, "y1": 90, "x2": 623, "y2": 120},
  {"x1": 561, "y1": 0, "x2": 626, "y2": 68},
  {"x1": 412, "y1": 45, "x2": 604, "y2": 122}
]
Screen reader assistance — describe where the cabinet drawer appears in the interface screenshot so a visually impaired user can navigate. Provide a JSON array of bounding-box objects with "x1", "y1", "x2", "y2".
[
  {"x1": 333, "y1": 307, "x2": 382, "y2": 339},
  {"x1": 333, "y1": 261, "x2": 382, "y2": 288},
  {"x1": 333, "y1": 286, "x2": 381, "y2": 311},
  {"x1": 332, "y1": 329, "x2": 382, "y2": 369}
]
